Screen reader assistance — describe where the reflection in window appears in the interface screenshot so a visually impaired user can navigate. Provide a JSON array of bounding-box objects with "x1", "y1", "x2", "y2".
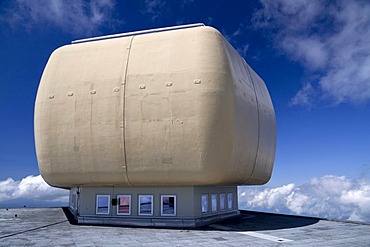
[
  {"x1": 201, "y1": 194, "x2": 208, "y2": 214},
  {"x1": 161, "y1": 195, "x2": 176, "y2": 216},
  {"x1": 139, "y1": 195, "x2": 153, "y2": 215},
  {"x1": 211, "y1": 194, "x2": 218, "y2": 212},
  {"x1": 220, "y1": 193, "x2": 226, "y2": 211},
  {"x1": 228, "y1": 193, "x2": 233, "y2": 210},
  {"x1": 117, "y1": 195, "x2": 131, "y2": 215},
  {"x1": 96, "y1": 195, "x2": 110, "y2": 215}
]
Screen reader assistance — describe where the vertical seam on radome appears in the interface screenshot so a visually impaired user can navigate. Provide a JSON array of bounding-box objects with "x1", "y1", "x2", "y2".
[
  {"x1": 244, "y1": 63, "x2": 260, "y2": 184},
  {"x1": 122, "y1": 35, "x2": 135, "y2": 186}
]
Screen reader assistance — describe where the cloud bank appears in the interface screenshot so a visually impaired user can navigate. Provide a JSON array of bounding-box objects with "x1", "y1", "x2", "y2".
[
  {"x1": 0, "y1": 175, "x2": 68, "y2": 207},
  {"x1": 0, "y1": 0, "x2": 118, "y2": 35},
  {"x1": 239, "y1": 175, "x2": 370, "y2": 223},
  {"x1": 253, "y1": 0, "x2": 370, "y2": 106},
  {"x1": 1, "y1": 174, "x2": 369, "y2": 224}
]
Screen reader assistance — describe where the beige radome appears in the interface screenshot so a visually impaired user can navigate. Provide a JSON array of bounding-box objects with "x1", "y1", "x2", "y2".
[{"x1": 34, "y1": 24, "x2": 276, "y2": 188}]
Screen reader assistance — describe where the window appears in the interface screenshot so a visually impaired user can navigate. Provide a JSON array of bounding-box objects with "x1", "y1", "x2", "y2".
[
  {"x1": 220, "y1": 193, "x2": 226, "y2": 211},
  {"x1": 201, "y1": 194, "x2": 208, "y2": 214},
  {"x1": 139, "y1": 195, "x2": 153, "y2": 215},
  {"x1": 117, "y1": 195, "x2": 131, "y2": 215},
  {"x1": 211, "y1": 194, "x2": 218, "y2": 212},
  {"x1": 161, "y1": 195, "x2": 176, "y2": 216},
  {"x1": 228, "y1": 193, "x2": 233, "y2": 210},
  {"x1": 96, "y1": 195, "x2": 110, "y2": 215}
]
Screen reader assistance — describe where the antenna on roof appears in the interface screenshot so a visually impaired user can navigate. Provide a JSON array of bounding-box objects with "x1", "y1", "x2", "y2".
[{"x1": 71, "y1": 23, "x2": 205, "y2": 44}]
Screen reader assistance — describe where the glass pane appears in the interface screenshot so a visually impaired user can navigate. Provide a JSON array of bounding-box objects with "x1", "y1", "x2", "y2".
[
  {"x1": 139, "y1": 196, "x2": 153, "y2": 215},
  {"x1": 220, "y1": 193, "x2": 226, "y2": 211},
  {"x1": 118, "y1": 196, "x2": 130, "y2": 214},
  {"x1": 97, "y1": 196, "x2": 109, "y2": 214},
  {"x1": 201, "y1": 194, "x2": 208, "y2": 213},
  {"x1": 211, "y1": 194, "x2": 217, "y2": 212},
  {"x1": 162, "y1": 196, "x2": 175, "y2": 215},
  {"x1": 228, "y1": 193, "x2": 233, "y2": 210}
]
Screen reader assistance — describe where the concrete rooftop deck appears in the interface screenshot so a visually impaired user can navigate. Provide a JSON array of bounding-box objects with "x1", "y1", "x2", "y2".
[{"x1": 0, "y1": 208, "x2": 369, "y2": 246}]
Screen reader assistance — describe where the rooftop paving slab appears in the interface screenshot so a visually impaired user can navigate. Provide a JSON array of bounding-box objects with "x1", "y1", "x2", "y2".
[{"x1": 1, "y1": 208, "x2": 369, "y2": 246}]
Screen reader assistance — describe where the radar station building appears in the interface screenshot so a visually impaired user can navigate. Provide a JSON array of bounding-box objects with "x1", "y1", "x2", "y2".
[{"x1": 34, "y1": 23, "x2": 276, "y2": 227}]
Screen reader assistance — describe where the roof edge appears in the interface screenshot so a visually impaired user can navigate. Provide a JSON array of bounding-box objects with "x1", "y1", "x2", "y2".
[{"x1": 71, "y1": 23, "x2": 205, "y2": 44}]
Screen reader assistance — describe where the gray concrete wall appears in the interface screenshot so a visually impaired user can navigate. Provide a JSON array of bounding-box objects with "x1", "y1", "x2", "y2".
[
  {"x1": 78, "y1": 186, "x2": 195, "y2": 217},
  {"x1": 73, "y1": 186, "x2": 237, "y2": 219}
]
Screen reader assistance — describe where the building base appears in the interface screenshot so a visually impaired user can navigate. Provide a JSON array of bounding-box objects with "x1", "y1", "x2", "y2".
[
  {"x1": 68, "y1": 185, "x2": 238, "y2": 228},
  {"x1": 69, "y1": 208, "x2": 239, "y2": 228}
]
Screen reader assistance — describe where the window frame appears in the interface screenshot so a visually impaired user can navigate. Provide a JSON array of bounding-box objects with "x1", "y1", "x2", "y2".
[
  {"x1": 220, "y1": 193, "x2": 226, "y2": 211},
  {"x1": 160, "y1": 195, "x2": 177, "y2": 216},
  {"x1": 227, "y1": 193, "x2": 233, "y2": 210},
  {"x1": 201, "y1": 194, "x2": 209, "y2": 214},
  {"x1": 211, "y1": 194, "x2": 218, "y2": 213},
  {"x1": 96, "y1": 194, "x2": 110, "y2": 215},
  {"x1": 117, "y1": 195, "x2": 132, "y2": 215},
  {"x1": 138, "y1": 195, "x2": 154, "y2": 216}
]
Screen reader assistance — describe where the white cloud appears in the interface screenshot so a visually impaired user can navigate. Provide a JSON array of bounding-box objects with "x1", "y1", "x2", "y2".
[
  {"x1": 281, "y1": 36, "x2": 328, "y2": 69},
  {"x1": 253, "y1": 0, "x2": 370, "y2": 106},
  {"x1": 0, "y1": 0, "x2": 118, "y2": 35},
  {"x1": 142, "y1": 0, "x2": 166, "y2": 21},
  {"x1": 222, "y1": 23, "x2": 250, "y2": 58},
  {"x1": 181, "y1": 0, "x2": 195, "y2": 8},
  {"x1": 237, "y1": 44, "x2": 249, "y2": 58},
  {"x1": 289, "y1": 83, "x2": 315, "y2": 107},
  {"x1": 239, "y1": 175, "x2": 370, "y2": 223},
  {"x1": 206, "y1": 17, "x2": 214, "y2": 25},
  {"x1": 224, "y1": 23, "x2": 245, "y2": 42},
  {"x1": 0, "y1": 175, "x2": 68, "y2": 204}
]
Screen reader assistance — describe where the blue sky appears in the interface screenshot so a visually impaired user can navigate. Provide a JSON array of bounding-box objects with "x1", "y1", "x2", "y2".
[{"x1": 0, "y1": 0, "x2": 369, "y2": 221}]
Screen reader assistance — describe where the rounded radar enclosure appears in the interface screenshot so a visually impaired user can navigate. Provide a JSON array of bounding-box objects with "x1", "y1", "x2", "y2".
[{"x1": 34, "y1": 25, "x2": 276, "y2": 188}]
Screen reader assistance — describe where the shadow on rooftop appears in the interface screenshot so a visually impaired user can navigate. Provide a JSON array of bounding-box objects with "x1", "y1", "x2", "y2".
[
  {"x1": 200, "y1": 210, "x2": 322, "y2": 231},
  {"x1": 62, "y1": 207, "x2": 321, "y2": 231},
  {"x1": 62, "y1": 207, "x2": 78, "y2": 225}
]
